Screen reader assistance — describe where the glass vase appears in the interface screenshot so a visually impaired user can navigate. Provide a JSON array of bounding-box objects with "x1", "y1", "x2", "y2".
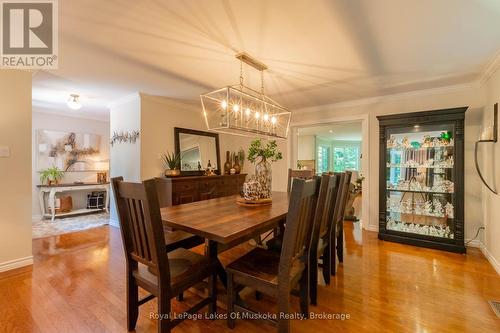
[{"x1": 255, "y1": 157, "x2": 272, "y2": 199}]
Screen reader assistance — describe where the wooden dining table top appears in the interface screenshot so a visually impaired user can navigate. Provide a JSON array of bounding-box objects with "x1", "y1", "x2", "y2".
[{"x1": 161, "y1": 192, "x2": 289, "y2": 245}]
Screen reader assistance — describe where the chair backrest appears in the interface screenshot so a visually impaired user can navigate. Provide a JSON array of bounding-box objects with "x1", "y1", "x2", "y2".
[
  {"x1": 287, "y1": 168, "x2": 315, "y2": 193},
  {"x1": 335, "y1": 171, "x2": 352, "y2": 233},
  {"x1": 279, "y1": 177, "x2": 320, "y2": 281},
  {"x1": 310, "y1": 174, "x2": 340, "y2": 254},
  {"x1": 155, "y1": 177, "x2": 172, "y2": 208},
  {"x1": 111, "y1": 177, "x2": 170, "y2": 283}
]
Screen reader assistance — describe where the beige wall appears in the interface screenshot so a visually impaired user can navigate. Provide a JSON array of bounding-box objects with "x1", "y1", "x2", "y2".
[
  {"x1": 291, "y1": 84, "x2": 484, "y2": 238},
  {"x1": 480, "y1": 66, "x2": 500, "y2": 274},
  {"x1": 31, "y1": 111, "x2": 110, "y2": 218},
  {"x1": 0, "y1": 70, "x2": 32, "y2": 271}
]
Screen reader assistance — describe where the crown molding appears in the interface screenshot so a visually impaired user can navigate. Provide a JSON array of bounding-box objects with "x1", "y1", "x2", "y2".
[
  {"x1": 32, "y1": 104, "x2": 109, "y2": 122},
  {"x1": 293, "y1": 82, "x2": 477, "y2": 115},
  {"x1": 479, "y1": 50, "x2": 500, "y2": 85}
]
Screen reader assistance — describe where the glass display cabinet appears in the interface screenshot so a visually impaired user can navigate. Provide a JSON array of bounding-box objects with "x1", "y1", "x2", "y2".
[{"x1": 377, "y1": 107, "x2": 467, "y2": 253}]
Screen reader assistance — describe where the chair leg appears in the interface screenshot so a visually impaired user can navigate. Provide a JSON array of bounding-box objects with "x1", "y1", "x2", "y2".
[
  {"x1": 309, "y1": 252, "x2": 318, "y2": 306},
  {"x1": 331, "y1": 232, "x2": 337, "y2": 276},
  {"x1": 208, "y1": 273, "x2": 217, "y2": 315},
  {"x1": 227, "y1": 272, "x2": 236, "y2": 329},
  {"x1": 299, "y1": 268, "x2": 310, "y2": 318},
  {"x1": 157, "y1": 293, "x2": 171, "y2": 333},
  {"x1": 322, "y1": 244, "x2": 331, "y2": 285},
  {"x1": 337, "y1": 224, "x2": 344, "y2": 263},
  {"x1": 126, "y1": 274, "x2": 139, "y2": 331},
  {"x1": 278, "y1": 287, "x2": 291, "y2": 333}
]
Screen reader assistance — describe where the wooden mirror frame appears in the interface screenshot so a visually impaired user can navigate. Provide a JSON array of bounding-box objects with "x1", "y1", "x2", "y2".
[{"x1": 174, "y1": 127, "x2": 221, "y2": 176}]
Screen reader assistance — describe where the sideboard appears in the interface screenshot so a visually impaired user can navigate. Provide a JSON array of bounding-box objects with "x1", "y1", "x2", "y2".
[{"x1": 156, "y1": 174, "x2": 247, "y2": 206}]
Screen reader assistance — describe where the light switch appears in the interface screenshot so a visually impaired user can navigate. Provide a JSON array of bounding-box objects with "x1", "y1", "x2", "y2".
[{"x1": 0, "y1": 146, "x2": 10, "y2": 157}]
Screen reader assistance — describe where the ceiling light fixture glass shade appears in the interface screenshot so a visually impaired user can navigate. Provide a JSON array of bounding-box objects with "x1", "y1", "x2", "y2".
[
  {"x1": 201, "y1": 53, "x2": 291, "y2": 139},
  {"x1": 67, "y1": 94, "x2": 82, "y2": 110}
]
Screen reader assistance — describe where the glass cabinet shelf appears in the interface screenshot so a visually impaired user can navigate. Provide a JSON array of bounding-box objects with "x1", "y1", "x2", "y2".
[{"x1": 386, "y1": 188, "x2": 454, "y2": 194}]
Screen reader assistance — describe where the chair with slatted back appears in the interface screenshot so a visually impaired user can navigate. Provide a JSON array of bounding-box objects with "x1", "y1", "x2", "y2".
[
  {"x1": 111, "y1": 177, "x2": 218, "y2": 333},
  {"x1": 308, "y1": 173, "x2": 341, "y2": 305},
  {"x1": 226, "y1": 177, "x2": 320, "y2": 333},
  {"x1": 155, "y1": 178, "x2": 205, "y2": 253},
  {"x1": 287, "y1": 168, "x2": 315, "y2": 193},
  {"x1": 332, "y1": 171, "x2": 352, "y2": 275}
]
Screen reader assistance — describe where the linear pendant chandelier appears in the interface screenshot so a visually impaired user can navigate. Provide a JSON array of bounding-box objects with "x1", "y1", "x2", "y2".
[{"x1": 201, "y1": 52, "x2": 291, "y2": 139}]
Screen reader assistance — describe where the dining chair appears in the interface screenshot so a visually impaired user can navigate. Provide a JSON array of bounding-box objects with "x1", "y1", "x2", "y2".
[
  {"x1": 308, "y1": 173, "x2": 341, "y2": 305},
  {"x1": 226, "y1": 177, "x2": 320, "y2": 333},
  {"x1": 287, "y1": 168, "x2": 315, "y2": 193},
  {"x1": 111, "y1": 177, "x2": 218, "y2": 333},
  {"x1": 332, "y1": 171, "x2": 352, "y2": 275},
  {"x1": 155, "y1": 177, "x2": 205, "y2": 253}
]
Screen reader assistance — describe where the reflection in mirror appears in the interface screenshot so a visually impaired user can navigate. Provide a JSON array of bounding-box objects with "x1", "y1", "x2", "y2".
[{"x1": 179, "y1": 133, "x2": 218, "y2": 171}]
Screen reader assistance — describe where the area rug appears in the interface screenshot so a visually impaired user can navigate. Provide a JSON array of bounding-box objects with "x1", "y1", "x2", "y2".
[{"x1": 32, "y1": 213, "x2": 110, "y2": 239}]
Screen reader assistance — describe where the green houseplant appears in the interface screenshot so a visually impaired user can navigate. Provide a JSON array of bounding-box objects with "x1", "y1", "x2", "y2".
[
  {"x1": 161, "y1": 151, "x2": 181, "y2": 176},
  {"x1": 40, "y1": 166, "x2": 65, "y2": 186},
  {"x1": 247, "y1": 139, "x2": 282, "y2": 198}
]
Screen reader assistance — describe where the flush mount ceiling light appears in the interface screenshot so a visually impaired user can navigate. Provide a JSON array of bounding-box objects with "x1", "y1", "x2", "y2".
[
  {"x1": 67, "y1": 94, "x2": 82, "y2": 110},
  {"x1": 200, "y1": 52, "x2": 291, "y2": 139}
]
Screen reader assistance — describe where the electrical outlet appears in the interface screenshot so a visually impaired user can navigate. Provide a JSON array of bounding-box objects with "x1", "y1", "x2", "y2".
[{"x1": 0, "y1": 146, "x2": 10, "y2": 157}]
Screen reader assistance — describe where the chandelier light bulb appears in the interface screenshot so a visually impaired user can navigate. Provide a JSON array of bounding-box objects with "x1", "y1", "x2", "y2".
[
  {"x1": 67, "y1": 94, "x2": 82, "y2": 110},
  {"x1": 221, "y1": 100, "x2": 227, "y2": 109},
  {"x1": 245, "y1": 108, "x2": 251, "y2": 116},
  {"x1": 271, "y1": 116, "x2": 277, "y2": 124},
  {"x1": 255, "y1": 111, "x2": 260, "y2": 119},
  {"x1": 263, "y1": 114, "x2": 269, "y2": 122},
  {"x1": 233, "y1": 104, "x2": 240, "y2": 112}
]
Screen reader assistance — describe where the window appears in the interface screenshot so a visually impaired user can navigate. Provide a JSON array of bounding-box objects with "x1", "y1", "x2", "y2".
[
  {"x1": 317, "y1": 146, "x2": 330, "y2": 174},
  {"x1": 333, "y1": 147, "x2": 359, "y2": 172}
]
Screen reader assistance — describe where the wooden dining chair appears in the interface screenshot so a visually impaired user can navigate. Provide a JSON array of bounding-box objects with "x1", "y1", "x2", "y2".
[
  {"x1": 111, "y1": 177, "x2": 218, "y2": 333},
  {"x1": 308, "y1": 173, "x2": 341, "y2": 305},
  {"x1": 287, "y1": 168, "x2": 315, "y2": 193},
  {"x1": 226, "y1": 177, "x2": 320, "y2": 333},
  {"x1": 155, "y1": 177, "x2": 205, "y2": 253},
  {"x1": 332, "y1": 171, "x2": 352, "y2": 275}
]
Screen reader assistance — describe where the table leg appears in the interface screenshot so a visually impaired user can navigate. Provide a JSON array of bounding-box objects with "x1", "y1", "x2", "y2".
[
  {"x1": 38, "y1": 190, "x2": 46, "y2": 220},
  {"x1": 105, "y1": 186, "x2": 110, "y2": 213},
  {"x1": 49, "y1": 190, "x2": 56, "y2": 222},
  {"x1": 206, "y1": 240, "x2": 227, "y2": 287}
]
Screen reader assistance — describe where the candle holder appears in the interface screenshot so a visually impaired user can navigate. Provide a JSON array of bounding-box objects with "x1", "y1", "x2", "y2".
[{"x1": 474, "y1": 103, "x2": 498, "y2": 194}]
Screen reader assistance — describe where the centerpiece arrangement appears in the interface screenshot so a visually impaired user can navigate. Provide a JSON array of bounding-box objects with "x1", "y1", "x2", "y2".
[{"x1": 238, "y1": 139, "x2": 282, "y2": 206}]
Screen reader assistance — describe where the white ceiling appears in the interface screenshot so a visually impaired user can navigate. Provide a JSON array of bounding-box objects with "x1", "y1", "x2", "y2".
[
  {"x1": 32, "y1": 0, "x2": 500, "y2": 119},
  {"x1": 298, "y1": 121, "x2": 362, "y2": 141}
]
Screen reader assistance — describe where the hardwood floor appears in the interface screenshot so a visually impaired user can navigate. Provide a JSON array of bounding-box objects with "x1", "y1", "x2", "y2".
[{"x1": 1, "y1": 222, "x2": 499, "y2": 333}]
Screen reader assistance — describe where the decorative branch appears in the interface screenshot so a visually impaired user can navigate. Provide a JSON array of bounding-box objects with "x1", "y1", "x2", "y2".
[{"x1": 110, "y1": 130, "x2": 140, "y2": 146}]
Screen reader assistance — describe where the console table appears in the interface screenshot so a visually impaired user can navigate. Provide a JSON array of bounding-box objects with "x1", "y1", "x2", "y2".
[{"x1": 37, "y1": 183, "x2": 110, "y2": 222}]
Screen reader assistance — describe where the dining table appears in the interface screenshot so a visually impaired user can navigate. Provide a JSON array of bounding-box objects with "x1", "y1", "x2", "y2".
[{"x1": 160, "y1": 191, "x2": 289, "y2": 286}]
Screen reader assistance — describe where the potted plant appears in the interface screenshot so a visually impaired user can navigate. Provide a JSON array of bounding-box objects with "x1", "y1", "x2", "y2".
[
  {"x1": 161, "y1": 151, "x2": 181, "y2": 176},
  {"x1": 247, "y1": 139, "x2": 282, "y2": 199},
  {"x1": 39, "y1": 166, "x2": 65, "y2": 186}
]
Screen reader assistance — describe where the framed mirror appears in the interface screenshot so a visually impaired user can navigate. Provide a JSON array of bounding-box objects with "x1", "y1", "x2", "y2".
[{"x1": 174, "y1": 127, "x2": 221, "y2": 176}]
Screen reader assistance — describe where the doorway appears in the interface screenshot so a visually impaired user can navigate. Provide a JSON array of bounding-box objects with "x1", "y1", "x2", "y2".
[{"x1": 290, "y1": 118, "x2": 369, "y2": 229}]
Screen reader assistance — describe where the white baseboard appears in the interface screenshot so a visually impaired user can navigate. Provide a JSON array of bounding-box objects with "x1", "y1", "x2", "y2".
[
  {"x1": 479, "y1": 243, "x2": 500, "y2": 276},
  {"x1": 109, "y1": 218, "x2": 120, "y2": 228},
  {"x1": 364, "y1": 224, "x2": 379, "y2": 232},
  {"x1": 32, "y1": 215, "x2": 42, "y2": 222},
  {"x1": 465, "y1": 239, "x2": 482, "y2": 248},
  {"x1": 0, "y1": 256, "x2": 33, "y2": 273}
]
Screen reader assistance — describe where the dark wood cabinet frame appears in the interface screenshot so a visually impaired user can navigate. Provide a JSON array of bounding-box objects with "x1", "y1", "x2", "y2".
[
  {"x1": 377, "y1": 107, "x2": 467, "y2": 253},
  {"x1": 174, "y1": 127, "x2": 221, "y2": 176}
]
